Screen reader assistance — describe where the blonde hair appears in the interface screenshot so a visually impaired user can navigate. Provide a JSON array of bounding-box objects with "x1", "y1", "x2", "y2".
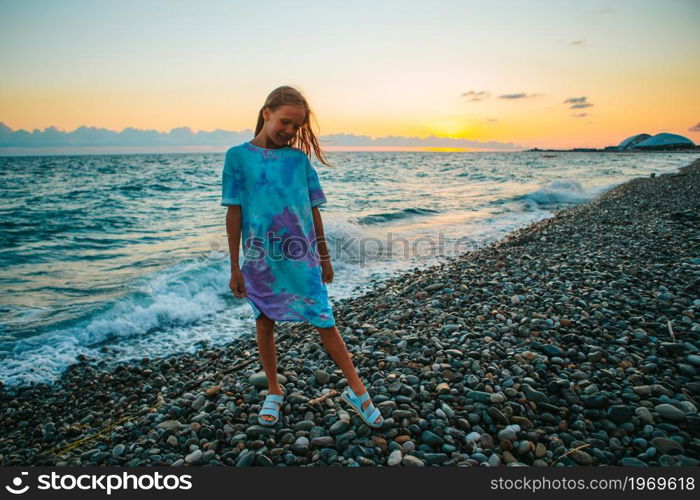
[{"x1": 254, "y1": 85, "x2": 333, "y2": 168}]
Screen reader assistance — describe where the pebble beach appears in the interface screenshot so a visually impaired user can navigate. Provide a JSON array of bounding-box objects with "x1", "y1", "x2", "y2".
[{"x1": 1, "y1": 158, "x2": 699, "y2": 467}]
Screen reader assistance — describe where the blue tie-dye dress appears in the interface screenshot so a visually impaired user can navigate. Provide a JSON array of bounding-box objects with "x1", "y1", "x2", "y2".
[{"x1": 220, "y1": 141, "x2": 335, "y2": 328}]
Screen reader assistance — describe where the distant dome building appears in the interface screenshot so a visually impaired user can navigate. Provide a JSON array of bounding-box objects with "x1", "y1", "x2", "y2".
[
  {"x1": 618, "y1": 133, "x2": 651, "y2": 150},
  {"x1": 634, "y1": 133, "x2": 695, "y2": 150},
  {"x1": 616, "y1": 132, "x2": 695, "y2": 151}
]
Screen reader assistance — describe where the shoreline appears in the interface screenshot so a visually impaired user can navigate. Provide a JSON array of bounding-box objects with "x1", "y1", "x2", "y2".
[
  {"x1": 1, "y1": 159, "x2": 699, "y2": 466},
  {"x1": 3, "y1": 148, "x2": 699, "y2": 157}
]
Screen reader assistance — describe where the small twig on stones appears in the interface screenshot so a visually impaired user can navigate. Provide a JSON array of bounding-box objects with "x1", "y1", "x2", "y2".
[
  {"x1": 667, "y1": 320, "x2": 676, "y2": 342},
  {"x1": 682, "y1": 389, "x2": 698, "y2": 408},
  {"x1": 308, "y1": 390, "x2": 337, "y2": 405},
  {"x1": 552, "y1": 442, "x2": 591, "y2": 465}
]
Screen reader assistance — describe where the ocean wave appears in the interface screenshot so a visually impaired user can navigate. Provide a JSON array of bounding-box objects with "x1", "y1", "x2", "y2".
[
  {"x1": 320, "y1": 217, "x2": 392, "y2": 264},
  {"x1": 355, "y1": 207, "x2": 439, "y2": 225},
  {"x1": 520, "y1": 179, "x2": 592, "y2": 207},
  {"x1": 0, "y1": 257, "x2": 232, "y2": 387}
]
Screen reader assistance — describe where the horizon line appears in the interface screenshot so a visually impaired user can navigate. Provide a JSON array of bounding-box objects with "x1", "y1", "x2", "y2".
[{"x1": 0, "y1": 121, "x2": 523, "y2": 151}]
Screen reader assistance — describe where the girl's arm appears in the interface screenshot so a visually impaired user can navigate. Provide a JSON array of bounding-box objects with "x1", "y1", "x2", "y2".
[
  {"x1": 312, "y1": 206, "x2": 334, "y2": 284},
  {"x1": 226, "y1": 205, "x2": 247, "y2": 297},
  {"x1": 311, "y1": 206, "x2": 329, "y2": 261},
  {"x1": 226, "y1": 205, "x2": 242, "y2": 270}
]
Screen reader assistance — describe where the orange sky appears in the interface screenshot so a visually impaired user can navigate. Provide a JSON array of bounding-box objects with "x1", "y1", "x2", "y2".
[{"x1": 1, "y1": 1, "x2": 699, "y2": 150}]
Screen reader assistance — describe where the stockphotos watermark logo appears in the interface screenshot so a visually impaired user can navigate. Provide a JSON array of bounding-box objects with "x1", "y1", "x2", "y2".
[
  {"x1": 3, "y1": 471, "x2": 192, "y2": 495},
  {"x1": 5, "y1": 472, "x2": 29, "y2": 495},
  {"x1": 206, "y1": 231, "x2": 481, "y2": 266}
]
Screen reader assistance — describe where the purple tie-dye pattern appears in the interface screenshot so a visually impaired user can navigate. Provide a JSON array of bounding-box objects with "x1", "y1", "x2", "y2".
[
  {"x1": 245, "y1": 141, "x2": 280, "y2": 160},
  {"x1": 305, "y1": 225, "x2": 321, "y2": 268},
  {"x1": 220, "y1": 141, "x2": 335, "y2": 328},
  {"x1": 268, "y1": 207, "x2": 319, "y2": 268},
  {"x1": 309, "y1": 187, "x2": 325, "y2": 204},
  {"x1": 241, "y1": 234, "x2": 313, "y2": 323}
]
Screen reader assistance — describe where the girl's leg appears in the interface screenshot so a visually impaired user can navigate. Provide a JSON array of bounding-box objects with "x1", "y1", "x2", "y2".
[
  {"x1": 316, "y1": 325, "x2": 382, "y2": 425},
  {"x1": 256, "y1": 313, "x2": 283, "y2": 422}
]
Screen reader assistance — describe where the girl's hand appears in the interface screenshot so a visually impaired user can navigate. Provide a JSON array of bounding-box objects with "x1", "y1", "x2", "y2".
[
  {"x1": 229, "y1": 269, "x2": 247, "y2": 298},
  {"x1": 320, "y1": 259, "x2": 334, "y2": 284}
]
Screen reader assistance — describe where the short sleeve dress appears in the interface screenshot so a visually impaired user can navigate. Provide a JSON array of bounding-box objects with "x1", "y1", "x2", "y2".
[{"x1": 221, "y1": 141, "x2": 336, "y2": 328}]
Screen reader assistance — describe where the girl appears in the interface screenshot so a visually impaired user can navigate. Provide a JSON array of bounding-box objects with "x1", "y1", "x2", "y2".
[{"x1": 221, "y1": 86, "x2": 383, "y2": 429}]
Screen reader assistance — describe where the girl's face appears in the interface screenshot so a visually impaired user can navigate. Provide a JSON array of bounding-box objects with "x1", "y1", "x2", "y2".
[{"x1": 262, "y1": 104, "x2": 306, "y2": 147}]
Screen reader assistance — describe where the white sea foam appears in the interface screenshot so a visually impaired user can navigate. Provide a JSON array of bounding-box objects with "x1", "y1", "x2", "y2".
[{"x1": 522, "y1": 179, "x2": 592, "y2": 206}]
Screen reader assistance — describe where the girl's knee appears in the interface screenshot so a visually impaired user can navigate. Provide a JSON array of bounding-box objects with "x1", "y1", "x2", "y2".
[
  {"x1": 256, "y1": 312, "x2": 273, "y2": 322},
  {"x1": 256, "y1": 314, "x2": 275, "y2": 329},
  {"x1": 317, "y1": 325, "x2": 336, "y2": 336}
]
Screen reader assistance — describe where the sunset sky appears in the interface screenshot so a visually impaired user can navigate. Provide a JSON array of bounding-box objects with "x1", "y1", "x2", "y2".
[{"x1": 1, "y1": 0, "x2": 699, "y2": 150}]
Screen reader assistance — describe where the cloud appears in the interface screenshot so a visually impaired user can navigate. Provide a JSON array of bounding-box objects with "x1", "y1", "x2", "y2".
[
  {"x1": 498, "y1": 93, "x2": 540, "y2": 100},
  {"x1": 0, "y1": 122, "x2": 251, "y2": 148},
  {"x1": 689, "y1": 122, "x2": 700, "y2": 132},
  {"x1": 572, "y1": 113, "x2": 588, "y2": 118},
  {"x1": 563, "y1": 96, "x2": 594, "y2": 109},
  {"x1": 461, "y1": 90, "x2": 490, "y2": 101},
  {"x1": 321, "y1": 133, "x2": 521, "y2": 150},
  {"x1": 569, "y1": 39, "x2": 586, "y2": 46},
  {"x1": 0, "y1": 122, "x2": 524, "y2": 152}
]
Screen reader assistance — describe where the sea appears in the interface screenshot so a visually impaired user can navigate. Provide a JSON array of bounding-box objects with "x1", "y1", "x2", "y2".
[{"x1": 1, "y1": 150, "x2": 698, "y2": 388}]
